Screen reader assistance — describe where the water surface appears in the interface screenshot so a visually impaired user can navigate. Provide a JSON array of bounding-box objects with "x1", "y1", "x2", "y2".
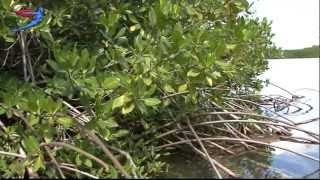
[
  {"x1": 160, "y1": 58, "x2": 320, "y2": 178},
  {"x1": 258, "y1": 58, "x2": 319, "y2": 178}
]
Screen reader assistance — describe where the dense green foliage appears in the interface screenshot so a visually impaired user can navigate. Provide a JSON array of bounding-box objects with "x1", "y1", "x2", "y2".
[
  {"x1": 0, "y1": 0, "x2": 275, "y2": 178},
  {"x1": 269, "y1": 45, "x2": 319, "y2": 59}
]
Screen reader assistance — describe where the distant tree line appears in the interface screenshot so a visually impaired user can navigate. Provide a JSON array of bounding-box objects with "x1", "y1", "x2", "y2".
[{"x1": 268, "y1": 45, "x2": 319, "y2": 59}]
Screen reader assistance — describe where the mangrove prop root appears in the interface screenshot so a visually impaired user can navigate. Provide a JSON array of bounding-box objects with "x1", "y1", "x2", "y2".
[
  {"x1": 62, "y1": 100, "x2": 132, "y2": 178},
  {"x1": 156, "y1": 137, "x2": 320, "y2": 162},
  {"x1": 187, "y1": 118, "x2": 222, "y2": 178}
]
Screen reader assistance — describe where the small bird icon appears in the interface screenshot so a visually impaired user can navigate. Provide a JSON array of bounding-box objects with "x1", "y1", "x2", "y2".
[{"x1": 12, "y1": 6, "x2": 45, "y2": 33}]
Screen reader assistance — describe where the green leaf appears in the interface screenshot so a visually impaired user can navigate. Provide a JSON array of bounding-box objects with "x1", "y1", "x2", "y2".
[
  {"x1": 212, "y1": 71, "x2": 222, "y2": 78},
  {"x1": 206, "y1": 77, "x2": 213, "y2": 87},
  {"x1": 178, "y1": 84, "x2": 188, "y2": 93},
  {"x1": 122, "y1": 103, "x2": 135, "y2": 114},
  {"x1": 164, "y1": 84, "x2": 175, "y2": 93},
  {"x1": 102, "y1": 117, "x2": 119, "y2": 128},
  {"x1": 100, "y1": 101, "x2": 113, "y2": 115},
  {"x1": 149, "y1": 7, "x2": 157, "y2": 27},
  {"x1": 143, "y1": 98, "x2": 161, "y2": 106},
  {"x1": 144, "y1": 85, "x2": 157, "y2": 97},
  {"x1": 115, "y1": 27, "x2": 126, "y2": 39},
  {"x1": 23, "y1": 136, "x2": 40, "y2": 154},
  {"x1": 143, "y1": 78, "x2": 153, "y2": 86},
  {"x1": 47, "y1": 60, "x2": 63, "y2": 73},
  {"x1": 136, "y1": 101, "x2": 148, "y2": 114},
  {"x1": 129, "y1": 24, "x2": 141, "y2": 32},
  {"x1": 75, "y1": 154, "x2": 82, "y2": 166},
  {"x1": 29, "y1": 114, "x2": 40, "y2": 127},
  {"x1": 186, "y1": 5, "x2": 197, "y2": 16},
  {"x1": 33, "y1": 156, "x2": 45, "y2": 172},
  {"x1": 163, "y1": 99, "x2": 171, "y2": 107},
  {"x1": 128, "y1": 14, "x2": 139, "y2": 23},
  {"x1": 242, "y1": 29, "x2": 250, "y2": 41},
  {"x1": 235, "y1": 0, "x2": 249, "y2": 10},
  {"x1": 141, "y1": 119, "x2": 150, "y2": 129},
  {"x1": 102, "y1": 77, "x2": 120, "y2": 90},
  {"x1": 187, "y1": 70, "x2": 200, "y2": 77},
  {"x1": 226, "y1": 44, "x2": 237, "y2": 50},
  {"x1": 117, "y1": 36, "x2": 128, "y2": 45},
  {"x1": 84, "y1": 159, "x2": 93, "y2": 168},
  {"x1": 0, "y1": 107, "x2": 6, "y2": 116},
  {"x1": 57, "y1": 116, "x2": 74, "y2": 128},
  {"x1": 111, "y1": 129, "x2": 129, "y2": 139},
  {"x1": 112, "y1": 95, "x2": 131, "y2": 110},
  {"x1": 40, "y1": 30, "x2": 54, "y2": 43},
  {"x1": 1, "y1": 0, "x2": 12, "y2": 10}
]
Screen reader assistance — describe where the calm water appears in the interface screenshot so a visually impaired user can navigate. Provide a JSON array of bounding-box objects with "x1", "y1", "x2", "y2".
[
  {"x1": 258, "y1": 58, "x2": 320, "y2": 178},
  {"x1": 160, "y1": 58, "x2": 320, "y2": 178}
]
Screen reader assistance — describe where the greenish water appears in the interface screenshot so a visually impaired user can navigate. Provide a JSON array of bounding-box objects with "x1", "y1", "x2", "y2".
[
  {"x1": 158, "y1": 151, "x2": 218, "y2": 178},
  {"x1": 159, "y1": 58, "x2": 320, "y2": 178}
]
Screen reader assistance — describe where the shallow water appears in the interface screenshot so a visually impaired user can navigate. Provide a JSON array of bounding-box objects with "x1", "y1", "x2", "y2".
[
  {"x1": 160, "y1": 58, "x2": 320, "y2": 178},
  {"x1": 258, "y1": 58, "x2": 320, "y2": 178}
]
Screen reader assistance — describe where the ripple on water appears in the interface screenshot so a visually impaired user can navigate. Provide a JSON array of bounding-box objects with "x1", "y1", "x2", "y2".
[{"x1": 161, "y1": 59, "x2": 320, "y2": 178}]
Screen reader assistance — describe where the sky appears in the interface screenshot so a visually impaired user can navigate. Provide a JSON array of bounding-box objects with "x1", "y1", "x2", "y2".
[{"x1": 248, "y1": 0, "x2": 319, "y2": 50}]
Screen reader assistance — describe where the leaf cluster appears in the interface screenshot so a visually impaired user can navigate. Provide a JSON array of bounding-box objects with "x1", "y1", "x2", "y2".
[{"x1": 0, "y1": 0, "x2": 275, "y2": 178}]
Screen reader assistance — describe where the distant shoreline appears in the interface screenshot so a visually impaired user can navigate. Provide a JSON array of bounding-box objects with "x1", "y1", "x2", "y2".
[
  {"x1": 268, "y1": 45, "x2": 319, "y2": 59},
  {"x1": 268, "y1": 57, "x2": 320, "y2": 60}
]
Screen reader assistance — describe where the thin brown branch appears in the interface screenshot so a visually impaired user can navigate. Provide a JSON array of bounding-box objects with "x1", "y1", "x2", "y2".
[
  {"x1": 156, "y1": 119, "x2": 319, "y2": 141},
  {"x1": 173, "y1": 132, "x2": 237, "y2": 178},
  {"x1": 84, "y1": 130, "x2": 131, "y2": 178},
  {"x1": 106, "y1": 145, "x2": 139, "y2": 179},
  {"x1": 206, "y1": 141, "x2": 236, "y2": 155},
  {"x1": 44, "y1": 146, "x2": 66, "y2": 179},
  {"x1": 195, "y1": 111, "x2": 295, "y2": 126},
  {"x1": 279, "y1": 136, "x2": 320, "y2": 144},
  {"x1": 224, "y1": 97, "x2": 295, "y2": 124},
  {"x1": 210, "y1": 101, "x2": 241, "y2": 120},
  {"x1": 193, "y1": 119, "x2": 319, "y2": 140},
  {"x1": 156, "y1": 137, "x2": 320, "y2": 162},
  {"x1": 40, "y1": 142, "x2": 110, "y2": 172},
  {"x1": 19, "y1": 32, "x2": 30, "y2": 82},
  {"x1": 294, "y1": 117, "x2": 319, "y2": 126},
  {"x1": 224, "y1": 123, "x2": 253, "y2": 150},
  {"x1": 59, "y1": 165, "x2": 99, "y2": 179},
  {"x1": 218, "y1": 114, "x2": 254, "y2": 150},
  {"x1": 186, "y1": 118, "x2": 222, "y2": 178},
  {"x1": 161, "y1": 91, "x2": 189, "y2": 99},
  {"x1": 189, "y1": 143, "x2": 238, "y2": 178},
  {"x1": 0, "y1": 150, "x2": 27, "y2": 159},
  {"x1": 61, "y1": 100, "x2": 131, "y2": 178}
]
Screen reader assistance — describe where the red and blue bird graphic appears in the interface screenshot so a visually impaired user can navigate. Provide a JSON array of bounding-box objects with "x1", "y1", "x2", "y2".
[{"x1": 12, "y1": 4, "x2": 45, "y2": 33}]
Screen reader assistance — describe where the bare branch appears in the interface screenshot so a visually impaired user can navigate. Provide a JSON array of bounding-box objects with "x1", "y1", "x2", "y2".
[
  {"x1": 60, "y1": 165, "x2": 99, "y2": 179},
  {"x1": 186, "y1": 118, "x2": 222, "y2": 179},
  {"x1": 0, "y1": 150, "x2": 26, "y2": 159},
  {"x1": 156, "y1": 137, "x2": 320, "y2": 162},
  {"x1": 40, "y1": 142, "x2": 110, "y2": 172}
]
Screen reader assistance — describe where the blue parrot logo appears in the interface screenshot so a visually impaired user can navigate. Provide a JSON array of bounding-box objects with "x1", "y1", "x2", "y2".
[{"x1": 12, "y1": 7, "x2": 45, "y2": 33}]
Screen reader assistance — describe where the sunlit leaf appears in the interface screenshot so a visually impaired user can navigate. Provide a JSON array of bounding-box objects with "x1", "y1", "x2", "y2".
[
  {"x1": 187, "y1": 70, "x2": 200, "y2": 77},
  {"x1": 122, "y1": 103, "x2": 135, "y2": 114},
  {"x1": 206, "y1": 77, "x2": 213, "y2": 87},
  {"x1": 112, "y1": 95, "x2": 132, "y2": 110},
  {"x1": 57, "y1": 116, "x2": 74, "y2": 128},
  {"x1": 23, "y1": 136, "x2": 40, "y2": 154},
  {"x1": 164, "y1": 84, "x2": 175, "y2": 93},
  {"x1": 178, "y1": 84, "x2": 188, "y2": 93},
  {"x1": 143, "y1": 98, "x2": 161, "y2": 106}
]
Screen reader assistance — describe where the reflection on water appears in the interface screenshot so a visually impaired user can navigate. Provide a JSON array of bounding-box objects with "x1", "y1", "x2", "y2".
[
  {"x1": 258, "y1": 58, "x2": 320, "y2": 178},
  {"x1": 160, "y1": 58, "x2": 320, "y2": 178}
]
